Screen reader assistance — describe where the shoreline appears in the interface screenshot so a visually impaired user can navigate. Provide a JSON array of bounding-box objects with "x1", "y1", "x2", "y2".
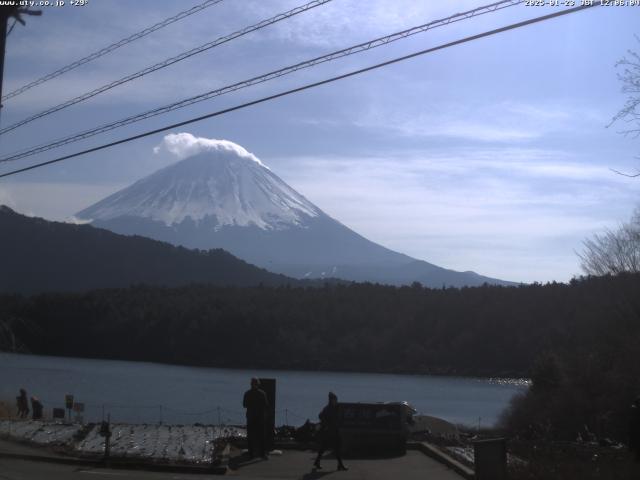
[{"x1": 0, "y1": 351, "x2": 531, "y2": 384}]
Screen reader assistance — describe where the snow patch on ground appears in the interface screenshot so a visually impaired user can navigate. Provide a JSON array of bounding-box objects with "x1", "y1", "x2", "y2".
[
  {"x1": 0, "y1": 420, "x2": 245, "y2": 464},
  {"x1": 0, "y1": 420, "x2": 78, "y2": 447},
  {"x1": 446, "y1": 445, "x2": 475, "y2": 464}
]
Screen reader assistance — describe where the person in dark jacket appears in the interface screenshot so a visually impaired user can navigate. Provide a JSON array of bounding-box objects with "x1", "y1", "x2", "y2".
[
  {"x1": 630, "y1": 397, "x2": 640, "y2": 461},
  {"x1": 243, "y1": 378, "x2": 269, "y2": 459},
  {"x1": 314, "y1": 392, "x2": 348, "y2": 471},
  {"x1": 16, "y1": 388, "x2": 29, "y2": 418}
]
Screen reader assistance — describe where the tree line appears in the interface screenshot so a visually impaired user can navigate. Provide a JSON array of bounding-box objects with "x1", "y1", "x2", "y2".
[{"x1": 0, "y1": 273, "x2": 636, "y2": 377}]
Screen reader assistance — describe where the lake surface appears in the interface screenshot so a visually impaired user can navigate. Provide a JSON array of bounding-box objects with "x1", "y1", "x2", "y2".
[{"x1": 0, "y1": 353, "x2": 528, "y2": 427}]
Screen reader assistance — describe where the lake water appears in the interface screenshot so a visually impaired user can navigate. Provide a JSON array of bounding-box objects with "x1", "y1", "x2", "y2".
[{"x1": 0, "y1": 353, "x2": 528, "y2": 427}]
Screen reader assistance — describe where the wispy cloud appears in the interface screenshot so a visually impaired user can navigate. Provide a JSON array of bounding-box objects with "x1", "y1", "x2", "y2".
[
  {"x1": 338, "y1": 100, "x2": 608, "y2": 143},
  {"x1": 245, "y1": 0, "x2": 481, "y2": 48},
  {"x1": 274, "y1": 148, "x2": 638, "y2": 282},
  {"x1": 153, "y1": 133, "x2": 266, "y2": 166},
  {"x1": 0, "y1": 187, "x2": 15, "y2": 209}
]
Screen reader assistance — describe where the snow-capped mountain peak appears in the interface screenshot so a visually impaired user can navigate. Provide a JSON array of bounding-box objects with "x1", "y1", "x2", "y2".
[{"x1": 77, "y1": 137, "x2": 320, "y2": 230}]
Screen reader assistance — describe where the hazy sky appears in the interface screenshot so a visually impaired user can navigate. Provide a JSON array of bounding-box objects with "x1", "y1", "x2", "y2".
[{"x1": 1, "y1": 0, "x2": 639, "y2": 283}]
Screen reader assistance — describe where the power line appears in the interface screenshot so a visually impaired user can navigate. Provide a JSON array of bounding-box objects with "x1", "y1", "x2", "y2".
[
  {"x1": 0, "y1": 0, "x2": 333, "y2": 136},
  {"x1": 0, "y1": 0, "x2": 524, "y2": 163},
  {"x1": 0, "y1": 3, "x2": 599, "y2": 180},
  {"x1": 5, "y1": 18, "x2": 17, "y2": 37},
  {"x1": 1, "y1": 0, "x2": 226, "y2": 102}
]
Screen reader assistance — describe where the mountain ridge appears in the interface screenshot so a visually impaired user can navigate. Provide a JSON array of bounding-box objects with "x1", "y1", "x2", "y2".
[
  {"x1": 0, "y1": 205, "x2": 303, "y2": 294},
  {"x1": 77, "y1": 137, "x2": 515, "y2": 287}
]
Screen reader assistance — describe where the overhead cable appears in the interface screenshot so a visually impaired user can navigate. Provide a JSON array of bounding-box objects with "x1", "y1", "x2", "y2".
[
  {"x1": 0, "y1": 0, "x2": 523, "y2": 162},
  {"x1": 0, "y1": 0, "x2": 332, "y2": 136},
  {"x1": 2, "y1": 0, "x2": 226, "y2": 102},
  {"x1": 0, "y1": 3, "x2": 599, "y2": 180}
]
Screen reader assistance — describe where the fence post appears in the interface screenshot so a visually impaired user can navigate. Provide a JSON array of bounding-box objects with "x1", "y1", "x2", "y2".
[
  {"x1": 159, "y1": 405, "x2": 163, "y2": 425},
  {"x1": 100, "y1": 414, "x2": 112, "y2": 467}
]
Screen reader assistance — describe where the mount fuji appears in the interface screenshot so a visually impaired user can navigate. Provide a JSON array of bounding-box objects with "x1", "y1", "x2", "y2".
[{"x1": 77, "y1": 135, "x2": 512, "y2": 287}]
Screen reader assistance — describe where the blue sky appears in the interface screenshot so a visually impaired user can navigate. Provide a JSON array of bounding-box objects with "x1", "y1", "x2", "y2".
[{"x1": 0, "y1": 0, "x2": 639, "y2": 283}]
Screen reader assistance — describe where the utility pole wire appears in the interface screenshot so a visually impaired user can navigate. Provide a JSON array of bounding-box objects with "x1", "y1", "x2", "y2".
[
  {"x1": 0, "y1": 0, "x2": 333, "y2": 136},
  {"x1": 5, "y1": 18, "x2": 17, "y2": 37},
  {"x1": 0, "y1": 3, "x2": 599, "y2": 180},
  {"x1": 610, "y1": 167, "x2": 640, "y2": 178},
  {"x1": 0, "y1": 0, "x2": 524, "y2": 163},
  {"x1": 1, "y1": 0, "x2": 226, "y2": 102}
]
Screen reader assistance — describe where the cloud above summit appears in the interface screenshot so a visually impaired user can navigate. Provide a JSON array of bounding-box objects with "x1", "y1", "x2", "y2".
[{"x1": 154, "y1": 133, "x2": 265, "y2": 166}]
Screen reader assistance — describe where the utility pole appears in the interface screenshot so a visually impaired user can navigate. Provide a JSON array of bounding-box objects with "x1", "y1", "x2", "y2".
[
  {"x1": 0, "y1": 7, "x2": 19, "y2": 106},
  {"x1": 0, "y1": 6, "x2": 41, "y2": 119}
]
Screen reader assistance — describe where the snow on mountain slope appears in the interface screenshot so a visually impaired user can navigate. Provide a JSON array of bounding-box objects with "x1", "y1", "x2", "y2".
[
  {"x1": 78, "y1": 138, "x2": 319, "y2": 230},
  {"x1": 77, "y1": 134, "x2": 514, "y2": 287}
]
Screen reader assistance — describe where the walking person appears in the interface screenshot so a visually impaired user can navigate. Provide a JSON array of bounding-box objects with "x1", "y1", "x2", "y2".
[
  {"x1": 314, "y1": 392, "x2": 348, "y2": 471},
  {"x1": 16, "y1": 388, "x2": 29, "y2": 419},
  {"x1": 243, "y1": 378, "x2": 269, "y2": 459}
]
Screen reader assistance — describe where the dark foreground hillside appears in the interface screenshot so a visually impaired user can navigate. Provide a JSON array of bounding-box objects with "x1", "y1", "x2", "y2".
[{"x1": 0, "y1": 206, "x2": 298, "y2": 293}]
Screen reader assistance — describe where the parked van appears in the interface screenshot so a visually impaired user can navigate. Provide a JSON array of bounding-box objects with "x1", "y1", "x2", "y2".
[{"x1": 338, "y1": 401, "x2": 416, "y2": 455}]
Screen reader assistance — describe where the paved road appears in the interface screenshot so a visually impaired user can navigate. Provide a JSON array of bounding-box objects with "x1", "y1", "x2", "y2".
[
  {"x1": 0, "y1": 439, "x2": 58, "y2": 458},
  {"x1": 0, "y1": 459, "x2": 208, "y2": 480},
  {"x1": 227, "y1": 449, "x2": 465, "y2": 479},
  {"x1": 0, "y1": 450, "x2": 465, "y2": 480}
]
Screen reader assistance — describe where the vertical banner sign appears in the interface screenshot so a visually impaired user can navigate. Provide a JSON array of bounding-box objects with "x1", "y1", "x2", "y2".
[
  {"x1": 65, "y1": 394, "x2": 74, "y2": 422},
  {"x1": 259, "y1": 378, "x2": 276, "y2": 452},
  {"x1": 73, "y1": 402, "x2": 85, "y2": 424}
]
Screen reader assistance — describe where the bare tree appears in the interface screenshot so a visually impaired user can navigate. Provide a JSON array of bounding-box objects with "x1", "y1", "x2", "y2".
[
  {"x1": 584, "y1": 40, "x2": 640, "y2": 272},
  {"x1": 579, "y1": 209, "x2": 640, "y2": 275},
  {"x1": 611, "y1": 39, "x2": 640, "y2": 136},
  {"x1": 609, "y1": 38, "x2": 640, "y2": 177}
]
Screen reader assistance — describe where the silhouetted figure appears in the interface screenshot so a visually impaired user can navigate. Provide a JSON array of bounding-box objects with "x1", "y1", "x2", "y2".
[
  {"x1": 31, "y1": 397, "x2": 43, "y2": 420},
  {"x1": 243, "y1": 378, "x2": 269, "y2": 459},
  {"x1": 314, "y1": 392, "x2": 348, "y2": 471},
  {"x1": 630, "y1": 397, "x2": 640, "y2": 462},
  {"x1": 16, "y1": 388, "x2": 29, "y2": 418}
]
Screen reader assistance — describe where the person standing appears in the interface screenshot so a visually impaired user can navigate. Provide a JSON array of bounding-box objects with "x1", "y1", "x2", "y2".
[
  {"x1": 314, "y1": 392, "x2": 348, "y2": 471},
  {"x1": 16, "y1": 388, "x2": 29, "y2": 419},
  {"x1": 243, "y1": 378, "x2": 269, "y2": 459}
]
